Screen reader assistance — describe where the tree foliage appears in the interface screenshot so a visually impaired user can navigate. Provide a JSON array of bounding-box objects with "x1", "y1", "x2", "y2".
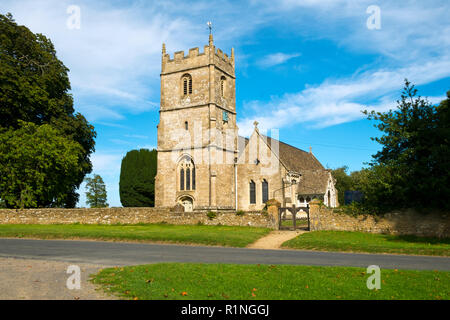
[
  {"x1": 85, "y1": 174, "x2": 108, "y2": 208},
  {"x1": 333, "y1": 81, "x2": 450, "y2": 214},
  {"x1": 362, "y1": 80, "x2": 450, "y2": 211},
  {"x1": 330, "y1": 166, "x2": 354, "y2": 204},
  {"x1": 0, "y1": 13, "x2": 96, "y2": 207},
  {"x1": 0, "y1": 122, "x2": 84, "y2": 208},
  {"x1": 119, "y1": 149, "x2": 157, "y2": 207}
]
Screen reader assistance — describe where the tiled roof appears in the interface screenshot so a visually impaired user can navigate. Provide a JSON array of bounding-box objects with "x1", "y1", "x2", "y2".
[
  {"x1": 259, "y1": 135, "x2": 324, "y2": 172},
  {"x1": 238, "y1": 135, "x2": 249, "y2": 150},
  {"x1": 296, "y1": 170, "x2": 330, "y2": 195}
]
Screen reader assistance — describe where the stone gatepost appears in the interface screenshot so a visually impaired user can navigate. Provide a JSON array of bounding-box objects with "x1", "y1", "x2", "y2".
[
  {"x1": 266, "y1": 199, "x2": 281, "y2": 230},
  {"x1": 308, "y1": 199, "x2": 321, "y2": 231}
]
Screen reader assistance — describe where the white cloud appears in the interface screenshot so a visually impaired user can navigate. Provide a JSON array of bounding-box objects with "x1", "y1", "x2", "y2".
[
  {"x1": 236, "y1": 0, "x2": 450, "y2": 134},
  {"x1": 125, "y1": 134, "x2": 149, "y2": 139},
  {"x1": 110, "y1": 139, "x2": 132, "y2": 146},
  {"x1": 77, "y1": 105, "x2": 124, "y2": 122},
  {"x1": 238, "y1": 57, "x2": 450, "y2": 136},
  {"x1": 257, "y1": 52, "x2": 301, "y2": 67},
  {"x1": 90, "y1": 153, "x2": 122, "y2": 176},
  {"x1": 2, "y1": 0, "x2": 449, "y2": 128},
  {"x1": 253, "y1": 0, "x2": 450, "y2": 62},
  {"x1": 0, "y1": 0, "x2": 203, "y2": 122}
]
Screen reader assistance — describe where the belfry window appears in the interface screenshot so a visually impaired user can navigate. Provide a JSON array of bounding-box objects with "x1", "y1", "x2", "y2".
[
  {"x1": 249, "y1": 180, "x2": 256, "y2": 204},
  {"x1": 178, "y1": 156, "x2": 195, "y2": 191},
  {"x1": 223, "y1": 111, "x2": 229, "y2": 123},
  {"x1": 182, "y1": 74, "x2": 193, "y2": 96},
  {"x1": 220, "y1": 76, "x2": 226, "y2": 97}
]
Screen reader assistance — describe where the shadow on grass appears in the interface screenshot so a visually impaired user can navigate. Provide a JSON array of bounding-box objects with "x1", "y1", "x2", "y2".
[{"x1": 385, "y1": 234, "x2": 450, "y2": 245}]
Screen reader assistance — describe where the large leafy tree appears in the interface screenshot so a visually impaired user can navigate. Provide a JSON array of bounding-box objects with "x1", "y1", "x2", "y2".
[
  {"x1": 0, "y1": 13, "x2": 96, "y2": 207},
  {"x1": 85, "y1": 174, "x2": 108, "y2": 208},
  {"x1": 120, "y1": 149, "x2": 157, "y2": 207},
  {"x1": 364, "y1": 80, "x2": 450, "y2": 210},
  {"x1": 0, "y1": 122, "x2": 85, "y2": 208}
]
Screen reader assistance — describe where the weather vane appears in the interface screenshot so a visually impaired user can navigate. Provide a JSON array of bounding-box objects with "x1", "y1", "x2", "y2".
[{"x1": 207, "y1": 21, "x2": 213, "y2": 35}]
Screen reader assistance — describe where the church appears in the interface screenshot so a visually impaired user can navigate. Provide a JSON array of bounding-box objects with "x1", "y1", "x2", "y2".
[{"x1": 155, "y1": 35, "x2": 338, "y2": 212}]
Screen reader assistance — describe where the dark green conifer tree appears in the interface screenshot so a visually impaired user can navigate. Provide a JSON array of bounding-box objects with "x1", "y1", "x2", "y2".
[{"x1": 119, "y1": 149, "x2": 157, "y2": 207}]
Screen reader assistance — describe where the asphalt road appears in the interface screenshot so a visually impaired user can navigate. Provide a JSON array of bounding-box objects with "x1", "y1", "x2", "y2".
[{"x1": 0, "y1": 238, "x2": 449, "y2": 271}]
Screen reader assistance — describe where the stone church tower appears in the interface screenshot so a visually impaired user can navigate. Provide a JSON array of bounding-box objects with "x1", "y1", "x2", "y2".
[{"x1": 154, "y1": 35, "x2": 238, "y2": 211}]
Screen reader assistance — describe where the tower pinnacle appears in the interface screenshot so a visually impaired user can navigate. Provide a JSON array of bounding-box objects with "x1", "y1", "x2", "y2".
[{"x1": 207, "y1": 21, "x2": 213, "y2": 45}]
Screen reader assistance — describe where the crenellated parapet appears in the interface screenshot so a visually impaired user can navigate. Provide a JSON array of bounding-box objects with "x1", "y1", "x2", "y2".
[
  {"x1": 214, "y1": 48, "x2": 234, "y2": 66},
  {"x1": 161, "y1": 36, "x2": 235, "y2": 77}
]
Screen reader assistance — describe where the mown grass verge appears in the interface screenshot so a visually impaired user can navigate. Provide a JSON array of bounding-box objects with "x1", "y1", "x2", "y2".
[
  {"x1": 91, "y1": 263, "x2": 449, "y2": 300},
  {"x1": 0, "y1": 223, "x2": 271, "y2": 248},
  {"x1": 282, "y1": 231, "x2": 450, "y2": 256}
]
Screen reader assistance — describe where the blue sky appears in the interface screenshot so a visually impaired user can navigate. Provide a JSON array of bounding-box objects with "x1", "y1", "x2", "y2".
[{"x1": 1, "y1": 0, "x2": 449, "y2": 207}]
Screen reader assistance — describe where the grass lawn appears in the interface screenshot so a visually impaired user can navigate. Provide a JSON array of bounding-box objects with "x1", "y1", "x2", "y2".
[
  {"x1": 282, "y1": 231, "x2": 450, "y2": 256},
  {"x1": 0, "y1": 224, "x2": 271, "y2": 248},
  {"x1": 91, "y1": 263, "x2": 450, "y2": 300}
]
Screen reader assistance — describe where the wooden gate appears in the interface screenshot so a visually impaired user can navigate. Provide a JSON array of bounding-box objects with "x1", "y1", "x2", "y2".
[{"x1": 278, "y1": 205, "x2": 310, "y2": 231}]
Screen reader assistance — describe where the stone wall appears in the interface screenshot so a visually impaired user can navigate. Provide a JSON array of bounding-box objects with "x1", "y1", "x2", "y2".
[
  {"x1": 0, "y1": 208, "x2": 276, "y2": 229},
  {"x1": 308, "y1": 201, "x2": 450, "y2": 238}
]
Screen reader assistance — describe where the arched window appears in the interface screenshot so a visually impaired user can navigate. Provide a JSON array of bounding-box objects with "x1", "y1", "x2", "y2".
[
  {"x1": 306, "y1": 196, "x2": 311, "y2": 203},
  {"x1": 178, "y1": 156, "x2": 195, "y2": 191},
  {"x1": 182, "y1": 74, "x2": 192, "y2": 96},
  {"x1": 180, "y1": 168, "x2": 185, "y2": 191},
  {"x1": 220, "y1": 76, "x2": 226, "y2": 97},
  {"x1": 185, "y1": 121, "x2": 188, "y2": 130},
  {"x1": 249, "y1": 180, "x2": 256, "y2": 204},
  {"x1": 262, "y1": 179, "x2": 269, "y2": 204},
  {"x1": 186, "y1": 168, "x2": 191, "y2": 190}
]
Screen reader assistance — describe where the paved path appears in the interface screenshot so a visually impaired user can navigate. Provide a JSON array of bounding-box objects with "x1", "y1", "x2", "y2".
[
  {"x1": 0, "y1": 257, "x2": 115, "y2": 300},
  {"x1": 1, "y1": 238, "x2": 449, "y2": 271},
  {"x1": 247, "y1": 230, "x2": 305, "y2": 249}
]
